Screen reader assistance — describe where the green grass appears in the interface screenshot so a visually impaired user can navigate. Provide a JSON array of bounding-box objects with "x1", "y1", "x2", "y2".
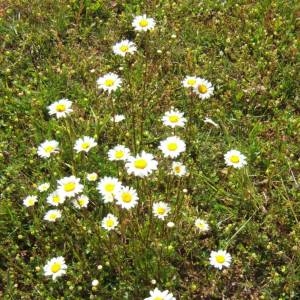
[{"x1": 0, "y1": 0, "x2": 299, "y2": 299}]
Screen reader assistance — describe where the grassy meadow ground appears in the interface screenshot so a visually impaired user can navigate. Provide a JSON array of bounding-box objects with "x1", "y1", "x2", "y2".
[{"x1": 0, "y1": 0, "x2": 299, "y2": 299}]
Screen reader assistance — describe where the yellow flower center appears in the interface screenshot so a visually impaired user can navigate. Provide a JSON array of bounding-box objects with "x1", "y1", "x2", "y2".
[
  {"x1": 51, "y1": 262, "x2": 61, "y2": 273},
  {"x1": 53, "y1": 195, "x2": 60, "y2": 203},
  {"x1": 167, "y1": 142, "x2": 178, "y2": 151},
  {"x1": 120, "y1": 45, "x2": 129, "y2": 52},
  {"x1": 198, "y1": 84, "x2": 208, "y2": 94},
  {"x1": 49, "y1": 213, "x2": 58, "y2": 220},
  {"x1": 154, "y1": 297, "x2": 163, "y2": 300},
  {"x1": 169, "y1": 115, "x2": 179, "y2": 123},
  {"x1": 230, "y1": 155, "x2": 240, "y2": 163},
  {"x1": 216, "y1": 255, "x2": 225, "y2": 264},
  {"x1": 174, "y1": 166, "x2": 181, "y2": 173},
  {"x1": 28, "y1": 199, "x2": 35, "y2": 206},
  {"x1": 134, "y1": 159, "x2": 148, "y2": 169},
  {"x1": 139, "y1": 19, "x2": 149, "y2": 27},
  {"x1": 64, "y1": 182, "x2": 76, "y2": 192},
  {"x1": 105, "y1": 79, "x2": 115, "y2": 87},
  {"x1": 196, "y1": 222, "x2": 205, "y2": 229},
  {"x1": 115, "y1": 150, "x2": 124, "y2": 159},
  {"x1": 187, "y1": 78, "x2": 196, "y2": 86},
  {"x1": 106, "y1": 219, "x2": 115, "y2": 228},
  {"x1": 56, "y1": 104, "x2": 66, "y2": 112},
  {"x1": 81, "y1": 142, "x2": 90, "y2": 150},
  {"x1": 157, "y1": 207, "x2": 166, "y2": 215},
  {"x1": 78, "y1": 198, "x2": 85, "y2": 206},
  {"x1": 104, "y1": 183, "x2": 115, "y2": 192},
  {"x1": 121, "y1": 192, "x2": 132, "y2": 203},
  {"x1": 44, "y1": 145, "x2": 54, "y2": 153}
]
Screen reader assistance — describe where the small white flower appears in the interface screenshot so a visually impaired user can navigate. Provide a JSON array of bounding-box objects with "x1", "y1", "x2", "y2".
[
  {"x1": 115, "y1": 186, "x2": 138, "y2": 210},
  {"x1": 209, "y1": 250, "x2": 232, "y2": 270},
  {"x1": 23, "y1": 195, "x2": 38, "y2": 207},
  {"x1": 47, "y1": 98, "x2": 73, "y2": 118},
  {"x1": 144, "y1": 287, "x2": 176, "y2": 300},
  {"x1": 72, "y1": 195, "x2": 89, "y2": 209},
  {"x1": 159, "y1": 136, "x2": 186, "y2": 159},
  {"x1": 92, "y1": 279, "x2": 99, "y2": 287},
  {"x1": 182, "y1": 75, "x2": 198, "y2": 88},
  {"x1": 171, "y1": 161, "x2": 187, "y2": 177},
  {"x1": 224, "y1": 149, "x2": 247, "y2": 169},
  {"x1": 195, "y1": 218, "x2": 209, "y2": 232},
  {"x1": 46, "y1": 190, "x2": 66, "y2": 206},
  {"x1": 37, "y1": 182, "x2": 50, "y2": 192},
  {"x1": 97, "y1": 177, "x2": 122, "y2": 197},
  {"x1": 193, "y1": 78, "x2": 214, "y2": 99},
  {"x1": 43, "y1": 256, "x2": 67, "y2": 280},
  {"x1": 74, "y1": 136, "x2": 97, "y2": 153},
  {"x1": 112, "y1": 39, "x2": 137, "y2": 57},
  {"x1": 97, "y1": 73, "x2": 122, "y2": 94},
  {"x1": 86, "y1": 172, "x2": 98, "y2": 182},
  {"x1": 102, "y1": 193, "x2": 114, "y2": 204},
  {"x1": 101, "y1": 213, "x2": 118, "y2": 231},
  {"x1": 37, "y1": 140, "x2": 59, "y2": 158},
  {"x1": 153, "y1": 202, "x2": 171, "y2": 220},
  {"x1": 125, "y1": 151, "x2": 158, "y2": 177},
  {"x1": 108, "y1": 145, "x2": 130, "y2": 161},
  {"x1": 111, "y1": 114, "x2": 125, "y2": 123},
  {"x1": 57, "y1": 176, "x2": 84, "y2": 198},
  {"x1": 162, "y1": 109, "x2": 187, "y2": 128},
  {"x1": 43, "y1": 209, "x2": 62, "y2": 222},
  {"x1": 132, "y1": 14, "x2": 156, "y2": 32},
  {"x1": 204, "y1": 117, "x2": 219, "y2": 128}
]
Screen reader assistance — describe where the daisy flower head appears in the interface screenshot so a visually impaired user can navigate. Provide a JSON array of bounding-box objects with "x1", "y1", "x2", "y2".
[
  {"x1": 43, "y1": 256, "x2": 67, "y2": 280},
  {"x1": 74, "y1": 136, "x2": 97, "y2": 153},
  {"x1": 97, "y1": 73, "x2": 122, "y2": 94},
  {"x1": 72, "y1": 195, "x2": 89, "y2": 209},
  {"x1": 57, "y1": 176, "x2": 84, "y2": 198},
  {"x1": 43, "y1": 209, "x2": 62, "y2": 222},
  {"x1": 195, "y1": 218, "x2": 209, "y2": 232},
  {"x1": 153, "y1": 202, "x2": 171, "y2": 220},
  {"x1": 86, "y1": 172, "x2": 98, "y2": 182},
  {"x1": 108, "y1": 145, "x2": 130, "y2": 161},
  {"x1": 193, "y1": 78, "x2": 214, "y2": 100},
  {"x1": 171, "y1": 161, "x2": 187, "y2": 177},
  {"x1": 125, "y1": 151, "x2": 158, "y2": 177},
  {"x1": 132, "y1": 14, "x2": 156, "y2": 32},
  {"x1": 115, "y1": 186, "x2": 138, "y2": 210},
  {"x1": 209, "y1": 249, "x2": 232, "y2": 270},
  {"x1": 159, "y1": 136, "x2": 186, "y2": 159},
  {"x1": 101, "y1": 213, "x2": 118, "y2": 231},
  {"x1": 37, "y1": 140, "x2": 59, "y2": 158},
  {"x1": 46, "y1": 190, "x2": 66, "y2": 206},
  {"x1": 111, "y1": 114, "x2": 125, "y2": 123},
  {"x1": 113, "y1": 39, "x2": 137, "y2": 57},
  {"x1": 224, "y1": 149, "x2": 247, "y2": 169},
  {"x1": 182, "y1": 75, "x2": 198, "y2": 89},
  {"x1": 144, "y1": 287, "x2": 176, "y2": 300},
  {"x1": 97, "y1": 176, "x2": 122, "y2": 197},
  {"x1": 23, "y1": 195, "x2": 38, "y2": 207},
  {"x1": 47, "y1": 98, "x2": 73, "y2": 118},
  {"x1": 37, "y1": 182, "x2": 50, "y2": 192},
  {"x1": 162, "y1": 109, "x2": 187, "y2": 128}
]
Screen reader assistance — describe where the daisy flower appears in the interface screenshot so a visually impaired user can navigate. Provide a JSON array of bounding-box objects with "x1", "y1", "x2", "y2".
[
  {"x1": 162, "y1": 109, "x2": 187, "y2": 128},
  {"x1": 37, "y1": 182, "x2": 50, "y2": 192},
  {"x1": 195, "y1": 218, "x2": 209, "y2": 232},
  {"x1": 47, "y1": 98, "x2": 73, "y2": 118},
  {"x1": 97, "y1": 177, "x2": 122, "y2": 197},
  {"x1": 74, "y1": 136, "x2": 97, "y2": 153},
  {"x1": 132, "y1": 14, "x2": 156, "y2": 32},
  {"x1": 153, "y1": 202, "x2": 171, "y2": 220},
  {"x1": 97, "y1": 73, "x2": 122, "y2": 94},
  {"x1": 171, "y1": 161, "x2": 187, "y2": 177},
  {"x1": 115, "y1": 186, "x2": 138, "y2": 210},
  {"x1": 209, "y1": 250, "x2": 232, "y2": 270},
  {"x1": 193, "y1": 78, "x2": 214, "y2": 100},
  {"x1": 86, "y1": 172, "x2": 98, "y2": 182},
  {"x1": 23, "y1": 195, "x2": 38, "y2": 207},
  {"x1": 108, "y1": 145, "x2": 130, "y2": 161},
  {"x1": 72, "y1": 195, "x2": 89, "y2": 209},
  {"x1": 182, "y1": 75, "x2": 198, "y2": 89},
  {"x1": 111, "y1": 114, "x2": 125, "y2": 123},
  {"x1": 57, "y1": 176, "x2": 84, "y2": 198},
  {"x1": 159, "y1": 136, "x2": 186, "y2": 159},
  {"x1": 112, "y1": 39, "x2": 137, "y2": 57},
  {"x1": 125, "y1": 151, "x2": 158, "y2": 177},
  {"x1": 101, "y1": 213, "x2": 118, "y2": 231},
  {"x1": 144, "y1": 287, "x2": 176, "y2": 300},
  {"x1": 37, "y1": 140, "x2": 59, "y2": 158},
  {"x1": 46, "y1": 190, "x2": 66, "y2": 206},
  {"x1": 43, "y1": 256, "x2": 67, "y2": 280},
  {"x1": 43, "y1": 209, "x2": 62, "y2": 222},
  {"x1": 224, "y1": 149, "x2": 247, "y2": 169}
]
